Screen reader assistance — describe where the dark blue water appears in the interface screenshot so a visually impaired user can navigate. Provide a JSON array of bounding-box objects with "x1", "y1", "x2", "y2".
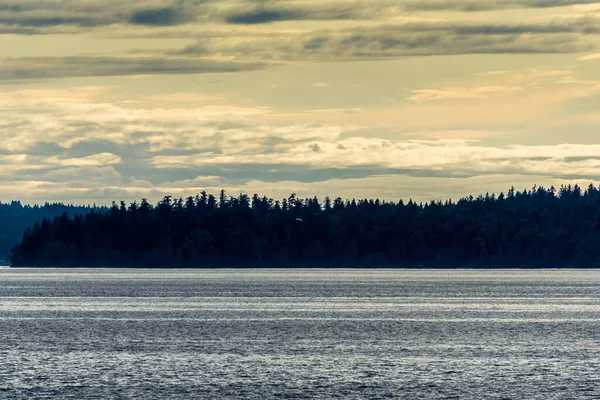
[{"x1": 1, "y1": 268, "x2": 599, "y2": 399}]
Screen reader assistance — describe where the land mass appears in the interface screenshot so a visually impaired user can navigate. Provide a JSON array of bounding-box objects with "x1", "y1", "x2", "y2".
[
  {"x1": 9, "y1": 184, "x2": 600, "y2": 268},
  {"x1": 0, "y1": 201, "x2": 104, "y2": 264}
]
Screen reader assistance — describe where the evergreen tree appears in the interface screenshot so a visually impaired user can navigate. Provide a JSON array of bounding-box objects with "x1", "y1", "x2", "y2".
[{"x1": 10, "y1": 185, "x2": 600, "y2": 268}]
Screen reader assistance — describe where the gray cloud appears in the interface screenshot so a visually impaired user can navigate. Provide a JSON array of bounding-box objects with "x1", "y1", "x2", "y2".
[
  {"x1": 176, "y1": 20, "x2": 600, "y2": 61},
  {"x1": 0, "y1": 16, "x2": 101, "y2": 27},
  {"x1": 0, "y1": 26, "x2": 42, "y2": 34},
  {"x1": 0, "y1": 1, "x2": 201, "y2": 31},
  {"x1": 2, "y1": 90, "x2": 600, "y2": 204},
  {"x1": 224, "y1": 5, "x2": 364, "y2": 24},
  {"x1": 0, "y1": 0, "x2": 598, "y2": 34},
  {"x1": 129, "y1": 7, "x2": 189, "y2": 26},
  {"x1": 14, "y1": 157, "x2": 599, "y2": 189},
  {"x1": 223, "y1": 1, "x2": 600, "y2": 24},
  {"x1": 114, "y1": 163, "x2": 474, "y2": 186},
  {"x1": 0, "y1": 56, "x2": 269, "y2": 80},
  {"x1": 404, "y1": 0, "x2": 600, "y2": 12},
  {"x1": 226, "y1": 8, "x2": 308, "y2": 25}
]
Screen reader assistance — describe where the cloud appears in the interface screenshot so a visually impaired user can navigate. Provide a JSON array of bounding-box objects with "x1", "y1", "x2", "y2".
[
  {"x1": 0, "y1": 1, "x2": 197, "y2": 31},
  {"x1": 407, "y1": 86, "x2": 523, "y2": 101},
  {"x1": 223, "y1": 5, "x2": 374, "y2": 24},
  {"x1": 2, "y1": 3, "x2": 599, "y2": 69},
  {"x1": 143, "y1": 92, "x2": 220, "y2": 102},
  {"x1": 225, "y1": 8, "x2": 310, "y2": 25},
  {"x1": 577, "y1": 53, "x2": 600, "y2": 60},
  {"x1": 0, "y1": 0, "x2": 598, "y2": 36},
  {"x1": 0, "y1": 26, "x2": 59, "y2": 35},
  {"x1": 0, "y1": 57, "x2": 269, "y2": 81},
  {"x1": 145, "y1": 136, "x2": 600, "y2": 178},
  {"x1": 176, "y1": 19, "x2": 600, "y2": 62},
  {"x1": 222, "y1": 1, "x2": 600, "y2": 25},
  {"x1": 48, "y1": 153, "x2": 122, "y2": 167},
  {"x1": 0, "y1": 16, "x2": 101, "y2": 28},
  {"x1": 0, "y1": 86, "x2": 108, "y2": 102},
  {"x1": 403, "y1": 0, "x2": 600, "y2": 12},
  {"x1": 0, "y1": 3, "x2": 598, "y2": 206},
  {"x1": 0, "y1": 152, "x2": 121, "y2": 172},
  {"x1": 0, "y1": 75, "x2": 599, "y2": 205},
  {"x1": 128, "y1": 7, "x2": 188, "y2": 26}
]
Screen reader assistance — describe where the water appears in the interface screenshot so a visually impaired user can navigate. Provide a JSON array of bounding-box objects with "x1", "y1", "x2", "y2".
[{"x1": 0, "y1": 268, "x2": 599, "y2": 399}]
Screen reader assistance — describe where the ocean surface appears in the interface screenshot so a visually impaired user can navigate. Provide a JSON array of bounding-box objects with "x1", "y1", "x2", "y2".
[{"x1": 0, "y1": 268, "x2": 599, "y2": 399}]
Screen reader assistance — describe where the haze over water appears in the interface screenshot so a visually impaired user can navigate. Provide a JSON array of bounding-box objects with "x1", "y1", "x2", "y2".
[{"x1": 0, "y1": 268, "x2": 599, "y2": 399}]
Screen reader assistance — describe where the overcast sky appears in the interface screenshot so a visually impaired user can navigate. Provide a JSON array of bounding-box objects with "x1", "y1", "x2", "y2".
[{"x1": 1, "y1": 0, "x2": 599, "y2": 205}]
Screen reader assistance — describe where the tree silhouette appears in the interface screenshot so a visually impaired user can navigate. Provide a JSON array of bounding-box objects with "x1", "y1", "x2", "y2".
[{"x1": 9, "y1": 184, "x2": 600, "y2": 268}]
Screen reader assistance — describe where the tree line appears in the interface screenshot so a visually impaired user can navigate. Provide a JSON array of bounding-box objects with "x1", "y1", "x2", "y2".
[
  {"x1": 10, "y1": 184, "x2": 600, "y2": 268},
  {"x1": 0, "y1": 201, "x2": 103, "y2": 263}
]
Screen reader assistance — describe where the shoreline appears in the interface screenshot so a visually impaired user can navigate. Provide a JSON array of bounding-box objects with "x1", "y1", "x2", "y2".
[{"x1": 3, "y1": 266, "x2": 599, "y2": 270}]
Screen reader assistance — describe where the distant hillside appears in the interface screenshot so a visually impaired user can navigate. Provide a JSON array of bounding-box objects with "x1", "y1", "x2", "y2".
[
  {"x1": 0, "y1": 202, "x2": 105, "y2": 263},
  {"x1": 10, "y1": 185, "x2": 600, "y2": 268}
]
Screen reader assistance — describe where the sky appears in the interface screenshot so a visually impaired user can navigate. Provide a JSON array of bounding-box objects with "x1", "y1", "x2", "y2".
[{"x1": 1, "y1": 0, "x2": 600, "y2": 205}]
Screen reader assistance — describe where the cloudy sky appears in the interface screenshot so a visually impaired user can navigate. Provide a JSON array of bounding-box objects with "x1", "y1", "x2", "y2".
[{"x1": 1, "y1": 0, "x2": 600, "y2": 204}]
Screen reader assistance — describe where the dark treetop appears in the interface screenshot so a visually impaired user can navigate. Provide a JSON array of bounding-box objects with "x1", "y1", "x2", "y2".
[{"x1": 9, "y1": 184, "x2": 600, "y2": 268}]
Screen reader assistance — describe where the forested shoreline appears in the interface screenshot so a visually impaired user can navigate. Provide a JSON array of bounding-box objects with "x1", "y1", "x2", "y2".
[
  {"x1": 9, "y1": 184, "x2": 600, "y2": 268},
  {"x1": 0, "y1": 202, "x2": 104, "y2": 264}
]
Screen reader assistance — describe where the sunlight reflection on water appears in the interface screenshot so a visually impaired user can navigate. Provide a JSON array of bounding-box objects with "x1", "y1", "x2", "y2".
[{"x1": 0, "y1": 268, "x2": 599, "y2": 399}]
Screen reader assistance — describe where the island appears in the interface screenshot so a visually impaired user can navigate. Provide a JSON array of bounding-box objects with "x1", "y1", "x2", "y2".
[{"x1": 9, "y1": 185, "x2": 600, "y2": 268}]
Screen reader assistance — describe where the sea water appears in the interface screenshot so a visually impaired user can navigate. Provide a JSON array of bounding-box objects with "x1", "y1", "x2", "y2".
[{"x1": 0, "y1": 268, "x2": 599, "y2": 399}]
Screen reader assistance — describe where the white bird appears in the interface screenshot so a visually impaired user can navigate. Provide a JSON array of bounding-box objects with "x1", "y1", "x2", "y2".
[{"x1": 295, "y1": 218, "x2": 303, "y2": 222}]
